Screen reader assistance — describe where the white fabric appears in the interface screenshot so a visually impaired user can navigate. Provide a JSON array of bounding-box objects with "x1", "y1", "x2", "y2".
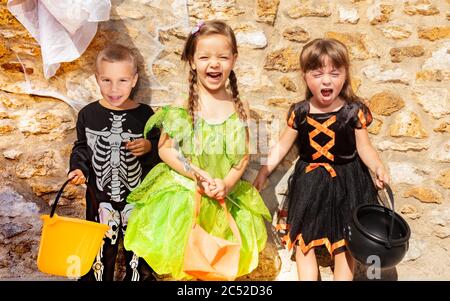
[{"x1": 7, "y1": 0, "x2": 111, "y2": 79}]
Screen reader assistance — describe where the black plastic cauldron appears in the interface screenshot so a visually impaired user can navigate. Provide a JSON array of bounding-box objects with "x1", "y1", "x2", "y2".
[{"x1": 344, "y1": 184, "x2": 410, "y2": 269}]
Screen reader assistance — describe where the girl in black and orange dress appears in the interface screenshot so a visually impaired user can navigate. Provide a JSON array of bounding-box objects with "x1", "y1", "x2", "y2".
[{"x1": 253, "y1": 38, "x2": 389, "y2": 281}]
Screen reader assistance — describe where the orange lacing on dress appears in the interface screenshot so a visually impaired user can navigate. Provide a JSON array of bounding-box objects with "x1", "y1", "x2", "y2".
[
  {"x1": 305, "y1": 116, "x2": 337, "y2": 177},
  {"x1": 305, "y1": 163, "x2": 337, "y2": 177}
]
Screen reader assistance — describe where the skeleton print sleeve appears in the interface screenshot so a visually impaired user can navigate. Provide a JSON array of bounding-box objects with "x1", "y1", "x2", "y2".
[{"x1": 69, "y1": 110, "x2": 91, "y2": 177}]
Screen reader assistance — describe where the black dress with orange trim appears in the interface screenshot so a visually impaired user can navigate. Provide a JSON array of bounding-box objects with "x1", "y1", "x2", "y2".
[{"x1": 278, "y1": 100, "x2": 378, "y2": 257}]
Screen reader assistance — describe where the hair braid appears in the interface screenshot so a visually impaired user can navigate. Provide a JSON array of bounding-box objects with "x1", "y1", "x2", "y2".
[
  {"x1": 229, "y1": 70, "x2": 247, "y2": 121},
  {"x1": 188, "y1": 69, "x2": 199, "y2": 122}
]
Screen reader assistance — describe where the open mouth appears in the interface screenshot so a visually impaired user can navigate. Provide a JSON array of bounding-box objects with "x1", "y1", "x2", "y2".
[
  {"x1": 206, "y1": 72, "x2": 222, "y2": 81},
  {"x1": 109, "y1": 96, "x2": 122, "y2": 101},
  {"x1": 321, "y1": 88, "x2": 333, "y2": 97}
]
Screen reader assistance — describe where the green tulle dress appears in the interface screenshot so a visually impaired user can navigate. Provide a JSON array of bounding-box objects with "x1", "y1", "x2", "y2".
[{"x1": 123, "y1": 106, "x2": 271, "y2": 280}]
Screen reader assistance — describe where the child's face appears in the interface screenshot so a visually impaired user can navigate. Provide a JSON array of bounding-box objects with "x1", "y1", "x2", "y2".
[
  {"x1": 304, "y1": 56, "x2": 346, "y2": 108},
  {"x1": 96, "y1": 60, "x2": 138, "y2": 109},
  {"x1": 191, "y1": 34, "x2": 237, "y2": 94}
]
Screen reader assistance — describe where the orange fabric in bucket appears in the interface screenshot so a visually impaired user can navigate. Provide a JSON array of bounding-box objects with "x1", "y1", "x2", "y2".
[
  {"x1": 183, "y1": 191, "x2": 241, "y2": 281},
  {"x1": 183, "y1": 222, "x2": 241, "y2": 281}
]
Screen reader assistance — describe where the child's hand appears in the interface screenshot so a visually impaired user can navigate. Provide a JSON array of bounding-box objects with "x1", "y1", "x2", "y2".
[
  {"x1": 193, "y1": 168, "x2": 217, "y2": 198},
  {"x1": 192, "y1": 167, "x2": 214, "y2": 184},
  {"x1": 375, "y1": 166, "x2": 390, "y2": 189},
  {"x1": 68, "y1": 169, "x2": 85, "y2": 185},
  {"x1": 253, "y1": 171, "x2": 269, "y2": 191},
  {"x1": 210, "y1": 178, "x2": 229, "y2": 200},
  {"x1": 126, "y1": 138, "x2": 151, "y2": 156},
  {"x1": 198, "y1": 180, "x2": 217, "y2": 199}
]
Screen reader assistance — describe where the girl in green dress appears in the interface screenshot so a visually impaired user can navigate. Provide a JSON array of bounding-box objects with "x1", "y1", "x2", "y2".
[{"x1": 123, "y1": 20, "x2": 271, "y2": 280}]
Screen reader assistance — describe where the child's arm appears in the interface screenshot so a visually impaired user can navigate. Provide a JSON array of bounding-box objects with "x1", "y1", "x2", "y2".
[
  {"x1": 69, "y1": 112, "x2": 90, "y2": 185},
  {"x1": 355, "y1": 128, "x2": 390, "y2": 189},
  {"x1": 211, "y1": 99, "x2": 253, "y2": 199},
  {"x1": 158, "y1": 131, "x2": 215, "y2": 196},
  {"x1": 212, "y1": 100, "x2": 298, "y2": 197},
  {"x1": 253, "y1": 126, "x2": 298, "y2": 191},
  {"x1": 212, "y1": 154, "x2": 250, "y2": 200}
]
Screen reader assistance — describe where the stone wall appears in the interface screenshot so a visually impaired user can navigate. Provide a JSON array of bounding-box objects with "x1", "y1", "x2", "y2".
[{"x1": 0, "y1": 0, "x2": 448, "y2": 280}]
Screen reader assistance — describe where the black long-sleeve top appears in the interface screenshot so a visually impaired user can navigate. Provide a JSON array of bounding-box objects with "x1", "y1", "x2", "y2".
[{"x1": 70, "y1": 101, "x2": 160, "y2": 213}]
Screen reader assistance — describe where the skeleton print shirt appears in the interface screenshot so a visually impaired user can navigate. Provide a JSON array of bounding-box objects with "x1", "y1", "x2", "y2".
[{"x1": 70, "y1": 101, "x2": 160, "y2": 212}]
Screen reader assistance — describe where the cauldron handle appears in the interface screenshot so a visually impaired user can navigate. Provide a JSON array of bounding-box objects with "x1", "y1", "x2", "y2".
[{"x1": 378, "y1": 183, "x2": 395, "y2": 248}]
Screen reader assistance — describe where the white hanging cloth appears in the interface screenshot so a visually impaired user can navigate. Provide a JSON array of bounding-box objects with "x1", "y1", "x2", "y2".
[{"x1": 7, "y1": 0, "x2": 111, "y2": 79}]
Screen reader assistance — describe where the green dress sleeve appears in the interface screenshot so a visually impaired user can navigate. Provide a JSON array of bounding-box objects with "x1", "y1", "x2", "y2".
[
  {"x1": 224, "y1": 116, "x2": 249, "y2": 167},
  {"x1": 143, "y1": 106, "x2": 192, "y2": 142}
]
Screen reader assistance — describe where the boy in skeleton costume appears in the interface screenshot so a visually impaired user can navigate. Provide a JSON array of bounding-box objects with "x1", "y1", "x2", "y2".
[{"x1": 68, "y1": 44, "x2": 160, "y2": 281}]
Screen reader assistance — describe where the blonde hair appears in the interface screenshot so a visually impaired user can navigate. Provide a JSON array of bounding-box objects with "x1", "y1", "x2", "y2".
[
  {"x1": 300, "y1": 38, "x2": 360, "y2": 103},
  {"x1": 181, "y1": 20, "x2": 247, "y2": 122},
  {"x1": 96, "y1": 44, "x2": 138, "y2": 74}
]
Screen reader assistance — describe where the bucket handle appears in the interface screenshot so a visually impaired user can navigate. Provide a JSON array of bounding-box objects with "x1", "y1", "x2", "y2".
[
  {"x1": 49, "y1": 178, "x2": 73, "y2": 218},
  {"x1": 49, "y1": 178, "x2": 98, "y2": 219},
  {"x1": 377, "y1": 183, "x2": 395, "y2": 249}
]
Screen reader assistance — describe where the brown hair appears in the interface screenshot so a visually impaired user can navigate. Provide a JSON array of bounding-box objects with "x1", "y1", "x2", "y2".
[
  {"x1": 96, "y1": 44, "x2": 138, "y2": 74},
  {"x1": 300, "y1": 38, "x2": 360, "y2": 103},
  {"x1": 181, "y1": 20, "x2": 247, "y2": 122}
]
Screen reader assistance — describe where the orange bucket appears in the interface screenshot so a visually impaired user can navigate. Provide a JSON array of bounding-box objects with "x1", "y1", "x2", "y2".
[{"x1": 37, "y1": 179, "x2": 109, "y2": 278}]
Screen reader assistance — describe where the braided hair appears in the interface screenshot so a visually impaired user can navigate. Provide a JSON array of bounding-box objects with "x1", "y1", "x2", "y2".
[{"x1": 181, "y1": 20, "x2": 247, "y2": 123}]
